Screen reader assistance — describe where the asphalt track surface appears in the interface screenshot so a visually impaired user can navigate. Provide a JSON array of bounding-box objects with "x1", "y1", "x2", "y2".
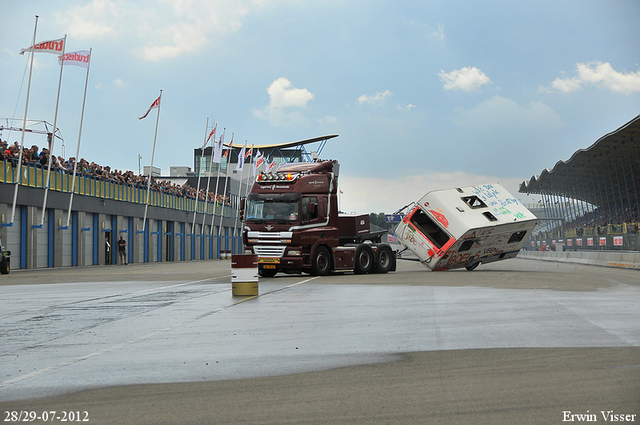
[{"x1": 1, "y1": 257, "x2": 639, "y2": 424}]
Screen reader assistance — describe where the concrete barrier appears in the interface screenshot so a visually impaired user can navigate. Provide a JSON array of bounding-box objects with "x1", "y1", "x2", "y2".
[{"x1": 518, "y1": 250, "x2": 640, "y2": 270}]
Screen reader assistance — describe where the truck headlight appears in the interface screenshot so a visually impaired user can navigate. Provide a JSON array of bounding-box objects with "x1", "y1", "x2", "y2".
[
  {"x1": 287, "y1": 250, "x2": 302, "y2": 256},
  {"x1": 244, "y1": 248, "x2": 254, "y2": 254}
]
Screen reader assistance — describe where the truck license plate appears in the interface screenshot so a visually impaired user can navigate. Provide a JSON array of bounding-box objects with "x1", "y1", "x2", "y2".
[
  {"x1": 262, "y1": 264, "x2": 276, "y2": 269},
  {"x1": 259, "y1": 258, "x2": 280, "y2": 264}
]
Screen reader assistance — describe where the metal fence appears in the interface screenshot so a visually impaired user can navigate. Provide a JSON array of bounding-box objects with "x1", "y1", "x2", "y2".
[
  {"x1": 0, "y1": 160, "x2": 235, "y2": 217},
  {"x1": 528, "y1": 226, "x2": 640, "y2": 252}
]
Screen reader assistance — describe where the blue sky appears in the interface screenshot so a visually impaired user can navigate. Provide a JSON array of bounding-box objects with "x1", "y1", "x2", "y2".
[{"x1": 1, "y1": 0, "x2": 639, "y2": 213}]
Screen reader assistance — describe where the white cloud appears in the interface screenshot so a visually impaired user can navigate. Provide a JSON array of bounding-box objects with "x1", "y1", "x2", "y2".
[
  {"x1": 439, "y1": 66, "x2": 491, "y2": 92},
  {"x1": 358, "y1": 90, "x2": 392, "y2": 105},
  {"x1": 431, "y1": 22, "x2": 445, "y2": 40},
  {"x1": 113, "y1": 78, "x2": 125, "y2": 87},
  {"x1": 253, "y1": 77, "x2": 315, "y2": 127},
  {"x1": 398, "y1": 103, "x2": 416, "y2": 111},
  {"x1": 549, "y1": 62, "x2": 640, "y2": 94},
  {"x1": 55, "y1": 0, "x2": 251, "y2": 61},
  {"x1": 452, "y1": 96, "x2": 564, "y2": 133},
  {"x1": 339, "y1": 172, "x2": 525, "y2": 214},
  {"x1": 56, "y1": 0, "x2": 121, "y2": 39},
  {"x1": 316, "y1": 115, "x2": 338, "y2": 124}
]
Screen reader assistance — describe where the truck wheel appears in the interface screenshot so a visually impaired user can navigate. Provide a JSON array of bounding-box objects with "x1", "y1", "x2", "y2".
[
  {"x1": 259, "y1": 268, "x2": 277, "y2": 277},
  {"x1": 311, "y1": 246, "x2": 331, "y2": 276},
  {"x1": 0, "y1": 259, "x2": 9, "y2": 275},
  {"x1": 465, "y1": 262, "x2": 479, "y2": 271},
  {"x1": 372, "y1": 245, "x2": 393, "y2": 274},
  {"x1": 354, "y1": 245, "x2": 373, "y2": 274}
]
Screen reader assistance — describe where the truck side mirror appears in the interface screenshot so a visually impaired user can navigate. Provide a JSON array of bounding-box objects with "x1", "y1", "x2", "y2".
[
  {"x1": 308, "y1": 201, "x2": 316, "y2": 215},
  {"x1": 239, "y1": 198, "x2": 245, "y2": 221}
]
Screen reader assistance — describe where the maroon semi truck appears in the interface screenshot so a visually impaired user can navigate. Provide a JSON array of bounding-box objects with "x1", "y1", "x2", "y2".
[{"x1": 240, "y1": 160, "x2": 396, "y2": 277}]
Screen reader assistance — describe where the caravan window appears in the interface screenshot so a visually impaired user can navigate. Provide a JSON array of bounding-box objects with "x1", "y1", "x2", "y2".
[
  {"x1": 410, "y1": 209, "x2": 451, "y2": 249},
  {"x1": 461, "y1": 195, "x2": 487, "y2": 209}
]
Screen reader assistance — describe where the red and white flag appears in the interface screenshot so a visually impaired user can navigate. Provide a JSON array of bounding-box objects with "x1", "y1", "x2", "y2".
[
  {"x1": 20, "y1": 38, "x2": 65, "y2": 55},
  {"x1": 206, "y1": 125, "x2": 217, "y2": 144},
  {"x1": 253, "y1": 150, "x2": 264, "y2": 176},
  {"x1": 254, "y1": 150, "x2": 264, "y2": 168},
  {"x1": 223, "y1": 134, "x2": 233, "y2": 158},
  {"x1": 201, "y1": 124, "x2": 216, "y2": 149},
  {"x1": 139, "y1": 94, "x2": 161, "y2": 120},
  {"x1": 58, "y1": 50, "x2": 90, "y2": 68}
]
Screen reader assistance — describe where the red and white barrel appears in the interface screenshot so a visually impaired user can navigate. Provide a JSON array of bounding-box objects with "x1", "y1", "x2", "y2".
[{"x1": 231, "y1": 254, "x2": 259, "y2": 296}]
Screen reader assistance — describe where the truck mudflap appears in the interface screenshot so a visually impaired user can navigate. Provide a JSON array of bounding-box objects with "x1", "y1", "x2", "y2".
[{"x1": 395, "y1": 183, "x2": 537, "y2": 271}]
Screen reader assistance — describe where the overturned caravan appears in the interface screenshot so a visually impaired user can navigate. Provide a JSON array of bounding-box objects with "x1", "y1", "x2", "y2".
[{"x1": 395, "y1": 183, "x2": 537, "y2": 271}]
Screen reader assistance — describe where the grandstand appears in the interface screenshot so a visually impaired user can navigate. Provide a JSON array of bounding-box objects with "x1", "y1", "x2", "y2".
[{"x1": 519, "y1": 114, "x2": 640, "y2": 251}]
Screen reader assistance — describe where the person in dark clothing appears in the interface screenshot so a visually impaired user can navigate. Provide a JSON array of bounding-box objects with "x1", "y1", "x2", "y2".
[{"x1": 118, "y1": 235, "x2": 128, "y2": 265}]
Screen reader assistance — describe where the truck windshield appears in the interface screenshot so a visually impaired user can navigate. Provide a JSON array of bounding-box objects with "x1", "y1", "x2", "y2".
[{"x1": 246, "y1": 199, "x2": 300, "y2": 222}]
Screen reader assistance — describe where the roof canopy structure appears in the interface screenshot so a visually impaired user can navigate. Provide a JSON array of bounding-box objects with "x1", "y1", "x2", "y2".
[
  {"x1": 225, "y1": 134, "x2": 338, "y2": 151},
  {"x1": 0, "y1": 118, "x2": 64, "y2": 142},
  {"x1": 519, "y1": 114, "x2": 640, "y2": 224},
  {"x1": 193, "y1": 134, "x2": 338, "y2": 176}
]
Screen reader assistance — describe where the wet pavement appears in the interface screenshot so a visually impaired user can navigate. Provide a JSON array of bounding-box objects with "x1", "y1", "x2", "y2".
[{"x1": 1, "y1": 257, "x2": 639, "y2": 404}]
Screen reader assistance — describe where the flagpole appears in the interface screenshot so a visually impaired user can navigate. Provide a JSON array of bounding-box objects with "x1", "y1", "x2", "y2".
[
  {"x1": 201, "y1": 121, "x2": 216, "y2": 233},
  {"x1": 231, "y1": 137, "x2": 242, "y2": 250},
  {"x1": 142, "y1": 90, "x2": 162, "y2": 232},
  {"x1": 244, "y1": 144, "x2": 255, "y2": 200},
  {"x1": 210, "y1": 142, "x2": 228, "y2": 235},
  {"x1": 203, "y1": 131, "x2": 228, "y2": 231},
  {"x1": 223, "y1": 143, "x2": 252, "y2": 243},
  {"x1": 216, "y1": 133, "x2": 232, "y2": 246},
  {"x1": 41, "y1": 34, "x2": 67, "y2": 226},
  {"x1": 226, "y1": 143, "x2": 247, "y2": 250},
  {"x1": 66, "y1": 47, "x2": 92, "y2": 228},
  {"x1": 10, "y1": 15, "x2": 38, "y2": 225},
  {"x1": 192, "y1": 117, "x2": 209, "y2": 234},
  {"x1": 208, "y1": 127, "x2": 227, "y2": 234},
  {"x1": 210, "y1": 129, "x2": 225, "y2": 236}
]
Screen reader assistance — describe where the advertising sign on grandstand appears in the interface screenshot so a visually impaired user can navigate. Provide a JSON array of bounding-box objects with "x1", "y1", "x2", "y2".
[
  {"x1": 587, "y1": 238, "x2": 594, "y2": 246},
  {"x1": 577, "y1": 239, "x2": 583, "y2": 246},
  {"x1": 599, "y1": 237, "x2": 607, "y2": 246},
  {"x1": 613, "y1": 236, "x2": 623, "y2": 246}
]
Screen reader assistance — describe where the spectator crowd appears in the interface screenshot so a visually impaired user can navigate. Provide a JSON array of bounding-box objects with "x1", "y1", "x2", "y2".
[{"x1": 1, "y1": 140, "x2": 231, "y2": 206}]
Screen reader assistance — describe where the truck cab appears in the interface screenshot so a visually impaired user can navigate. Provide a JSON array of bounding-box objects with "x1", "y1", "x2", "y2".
[{"x1": 241, "y1": 160, "x2": 395, "y2": 277}]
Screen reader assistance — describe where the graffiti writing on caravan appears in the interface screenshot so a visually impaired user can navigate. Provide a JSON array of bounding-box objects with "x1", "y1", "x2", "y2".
[
  {"x1": 33, "y1": 40, "x2": 64, "y2": 53},
  {"x1": 472, "y1": 184, "x2": 499, "y2": 199}
]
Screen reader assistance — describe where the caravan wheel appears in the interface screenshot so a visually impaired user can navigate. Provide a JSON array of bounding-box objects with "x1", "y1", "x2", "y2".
[{"x1": 465, "y1": 262, "x2": 480, "y2": 271}]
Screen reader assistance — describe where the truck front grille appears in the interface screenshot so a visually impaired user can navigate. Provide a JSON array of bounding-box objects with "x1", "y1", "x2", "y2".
[{"x1": 253, "y1": 245, "x2": 287, "y2": 258}]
